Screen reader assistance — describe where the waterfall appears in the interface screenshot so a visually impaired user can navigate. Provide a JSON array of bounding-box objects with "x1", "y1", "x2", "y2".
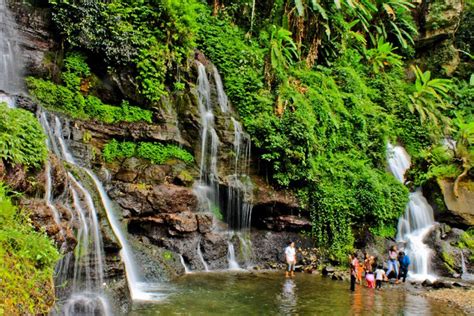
[
  {"x1": 179, "y1": 255, "x2": 191, "y2": 274},
  {"x1": 39, "y1": 114, "x2": 111, "y2": 314},
  {"x1": 86, "y1": 170, "x2": 165, "y2": 301},
  {"x1": 197, "y1": 241, "x2": 209, "y2": 272},
  {"x1": 227, "y1": 117, "x2": 252, "y2": 230},
  {"x1": 387, "y1": 143, "x2": 436, "y2": 281},
  {"x1": 193, "y1": 61, "x2": 254, "y2": 270},
  {"x1": 227, "y1": 241, "x2": 240, "y2": 270},
  {"x1": 0, "y1": 0, "x2": 23, "y2": 93},
  {"x1": 461, "y1": 252, "x2": 474, "y2": 281},
  {"x1": 194, "y1": 61, "x2": 220, "y2": 214},
  {"x1": 213, "y1": 65, "x2": 229, "y2": 113},
  {"x1": 39, "y1": 113, "x2": 163, "y2": 314}
]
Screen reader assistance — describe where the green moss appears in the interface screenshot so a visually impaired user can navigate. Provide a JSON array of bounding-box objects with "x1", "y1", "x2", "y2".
[
  {"x1": 458, "y1": 231, "x2": 474, "y2": 251},
  {"x1": 211, "y1": 204, "x2": 224, "y2": 221},
  {"x1": 441, "y1": 250, "x2": 455, "y2": 268},
  {"x1": 162, "y1": 250, "x2": 173, "y2": 261},
  {"x1": 102, "y1": 139, "x2": 194, "y2": 165},
  {"x1": 177, "y1": 170, "x2": 194, "y2": 185}
]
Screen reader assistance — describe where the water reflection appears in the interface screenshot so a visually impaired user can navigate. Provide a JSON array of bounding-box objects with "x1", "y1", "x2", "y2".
[
  {"x1": 130, "y1": 272, "x2": 466, "y2": 315},
  {"x1": 279, "y1": 278, "x2": 297, "y2": 315}
]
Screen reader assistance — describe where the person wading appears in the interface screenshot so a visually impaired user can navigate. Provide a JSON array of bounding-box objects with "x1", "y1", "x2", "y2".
[
  {"x1": 285, "y1": 241, "x2": 296, "y2": 278},
  {"x1": 386, "y1": 245, "x2": 399, "y2": 283},
  {"x1": 398, "y1": 251, "x2": 410, "y2": 283},
  {"x1": 349, "y1": 253, "x2": 359, "y2": 291}
]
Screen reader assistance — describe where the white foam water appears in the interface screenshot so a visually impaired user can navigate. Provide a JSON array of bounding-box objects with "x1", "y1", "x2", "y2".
[{"x1": 387, "y1": 143, "x2": 437, "y2": 281}]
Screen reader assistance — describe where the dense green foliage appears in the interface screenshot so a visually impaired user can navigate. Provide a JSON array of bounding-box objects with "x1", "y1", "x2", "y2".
[
  {"x1": 0, "y1": 103, "x2": 47, "y2": 168},
  {"x1": 27, "y1": 53, "x2": 152, "y2": 124},
  {"x1": 0, "y1": 183, "x2": 59, "y2": 314},
  {"x1": 50, "y1": 0, "x2": 205, "y2": 102},
  {"x1": 103, "y1": 139, "x2": 194, "y2": 165}
]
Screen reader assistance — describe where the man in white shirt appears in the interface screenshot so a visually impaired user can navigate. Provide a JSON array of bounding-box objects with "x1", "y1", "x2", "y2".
[{"x1": 285, "y1": 241, "x2": 296, "y2": 277}]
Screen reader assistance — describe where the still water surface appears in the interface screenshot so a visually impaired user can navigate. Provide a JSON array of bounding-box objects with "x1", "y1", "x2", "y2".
[{"x1": 130, "y1": 272, "x2": 464, "y2": 315}]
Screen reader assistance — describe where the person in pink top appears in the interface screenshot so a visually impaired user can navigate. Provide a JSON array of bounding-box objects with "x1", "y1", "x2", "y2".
[{"x1": 386, "y1": 245, "x2": 399, "y2": 283}]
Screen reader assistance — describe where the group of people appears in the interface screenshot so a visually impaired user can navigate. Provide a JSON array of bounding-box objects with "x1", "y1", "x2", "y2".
[
  {"x1": 349, "y1": 245, "x2": 410, "y2": 291},
  {"x1": 283, "y1": 241, "x2": 411, "y2": 291}
]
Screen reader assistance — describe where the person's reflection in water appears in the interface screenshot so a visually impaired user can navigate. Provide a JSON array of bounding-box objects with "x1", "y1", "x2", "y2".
[
  {"x1": 350, "y1": 286, "x2": 364, "y2": 315},
  {"x1": 278, "y1": 278, "x2": 297, "y2": 315}
]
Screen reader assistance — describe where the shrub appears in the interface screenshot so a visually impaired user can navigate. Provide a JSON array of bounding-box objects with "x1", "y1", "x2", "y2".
[
  {"x1": 0, "y1": 103, "x2": 47, "y2": 168},
  {"x1": 0, "y1": 183, "x2": 59, "y2": 314},
  {"x1": 102, "y1": 140, "x2": 194, "y2": 165},
  {"x1": 26, "y1": 77, "x2": 152, "y2": 124}
]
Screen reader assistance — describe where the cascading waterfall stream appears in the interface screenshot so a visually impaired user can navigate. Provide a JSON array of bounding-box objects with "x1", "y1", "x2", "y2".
[
  {"x1": 193, "y1": 61, "x2": 254, "y2": 271},
  {"x1": 179, "y1": 255, "x2": 191, "y2": 274},
  {"x1": 461, "y1": 252, "x2": 474, "y2": 281},
  {"x1": 40, "y1": 112, "x2": 164, "y2": 313},
  {"x1": 0, "y1": 0, "x2": 23, "y2": 94},
  {"x1": 197, "y1": 241, "x2": 209, "y2": 272},
  {"x1": 387, "y1": 143, "x2": 437, "y2": 281}
]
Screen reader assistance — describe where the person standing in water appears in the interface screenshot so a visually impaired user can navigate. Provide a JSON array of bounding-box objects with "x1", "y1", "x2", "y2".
[
  {"x1": 349, "y1": 253, "x2": 359, "y2": 291},
  {"x1": 375, "y1": 265, "x2": 387, "y2": 290},
  {"x1": 364, "y1": 255, "x2": 375, "y2": 288},
  {"x1": 285, "y1": 241, "x2": 296, "y2": 278},
  {"x1": 386, "y1": 245, "x2": 399, "y2": 282},
  {"x1": 398, "y1": 251, "x2": 410, "y2": 283}
]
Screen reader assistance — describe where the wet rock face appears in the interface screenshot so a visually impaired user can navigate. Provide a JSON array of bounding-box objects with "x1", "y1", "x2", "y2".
[
  {"x1": 19, "y1": 198, "x2": 77, "y2": 252},
  {"x1": 427, "y1": 223, "x2": 473, "y2": 278},
  {"x1": 437, "y1": 179, "x2": 474, "y2": 227},
  {"x1": 262, "y1": 215, "x2": 312, "y2": 232},
  {"x1": 250, "y1": 230, "x2": 314, "y2": 266},
  {"x1": 415, "y1": 0, "x2": 465, "y2": 75},
  {"x1": 7, "y1": 0, "x2": 58, "y2": 78},
  {"x1": 75, "y1": 119, "x2": 189, "y2": 148},
  {"x1": 108, "y1": 181, "x2": 198, "y2": 217}
]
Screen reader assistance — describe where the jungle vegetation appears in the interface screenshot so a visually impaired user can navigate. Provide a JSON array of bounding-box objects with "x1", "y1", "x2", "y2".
[{"x1": 20, "y1": 0, "x2": 472, "y2": 260}]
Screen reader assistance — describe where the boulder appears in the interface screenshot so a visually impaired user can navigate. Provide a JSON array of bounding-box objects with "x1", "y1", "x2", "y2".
[
  {"x1": 165, "y1": 212, "x2": 198, "y2": 234},
  {"x1": 196, "y1": 213, "x2": 213, "y2": 233},
  {"x1": 322, "y1": 266, "x2": 336, "y2": 276},
  {"x1": 75, "y1": 119, "x2": 189, "y2": 148},
  {"x1": 422, "y1": 279, "x2": 434, "y2": 287},
  {"x1": 437, "y1": 179, "x2": 474, "y2": 227},
  {"x1": 201, "y1": 232, "x2": 228, "y2": 263},
  {"x1": 423, "y1": 0, "x2": 463, "y2": 41},
  {"x1": 108, "y1": 182, "x2": 154, "y2": 216},
  {"x1": 147, "y1": 184, "x2": 198, "y2": 214}
]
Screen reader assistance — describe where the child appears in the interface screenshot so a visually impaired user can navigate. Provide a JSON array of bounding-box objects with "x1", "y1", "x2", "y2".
[{"x1": 375, "y1": 265, "x2": 387, "y2": 290}]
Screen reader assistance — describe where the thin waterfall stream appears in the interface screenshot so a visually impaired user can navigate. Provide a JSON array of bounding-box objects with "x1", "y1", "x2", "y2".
[
  {"x1": 387, "y1": 143, "x2": 437, "y2": 281},
  {"x1": 40, "y1": 112, "x2": 165, "y2": 306},
  {"x1": 193, "y1": 61, "x2": 254, "y2": 271}
]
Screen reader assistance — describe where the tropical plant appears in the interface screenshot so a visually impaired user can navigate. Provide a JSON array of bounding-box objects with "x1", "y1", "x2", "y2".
[
  {"x1": 408, "y1": 65, "x2": 453, "y2": 127},
  {"x1": 267, "y1": 25, "x2": 299, "y2": 74},
  {"x1": 0, "y1": 103, "x2": 47, "y2": 169},
  {"x1": 366, "y1": 37, "x2": 403, "y2": 73}
]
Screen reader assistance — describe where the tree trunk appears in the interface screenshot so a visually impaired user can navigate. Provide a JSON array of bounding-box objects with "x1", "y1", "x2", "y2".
[{"x1": 213, "y1": 0, "x2": 219, "y2": 16}]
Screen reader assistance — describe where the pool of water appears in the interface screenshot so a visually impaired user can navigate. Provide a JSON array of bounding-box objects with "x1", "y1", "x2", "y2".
[{"x1": 130, "y1": 272, "x2": 465, "y2": 315}]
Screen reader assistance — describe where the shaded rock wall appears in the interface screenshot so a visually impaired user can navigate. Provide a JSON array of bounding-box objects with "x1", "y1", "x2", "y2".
[{"x1": 437, "y1": 179, "x2": 474, "y2": 227}]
